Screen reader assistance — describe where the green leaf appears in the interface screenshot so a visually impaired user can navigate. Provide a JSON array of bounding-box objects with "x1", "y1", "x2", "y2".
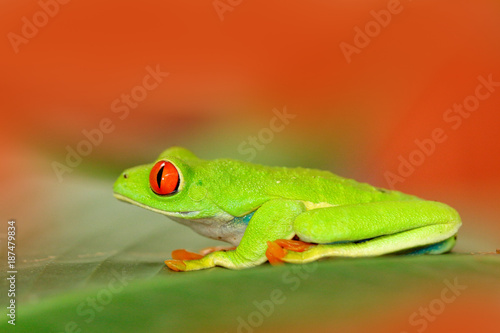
[{"x1": 1, "y1": 176, "x2": 499, "y2": 333}]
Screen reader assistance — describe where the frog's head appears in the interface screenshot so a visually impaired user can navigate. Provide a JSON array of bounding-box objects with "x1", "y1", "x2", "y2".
[{"x1": 113, "y1": 147, "x2": 226, "y2": 219}]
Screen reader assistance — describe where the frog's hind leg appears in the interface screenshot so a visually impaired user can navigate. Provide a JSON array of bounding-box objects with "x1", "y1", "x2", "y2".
[
  {"x1": 399, "y1": 235, "x2": 457, "y2": 255},
  {"x1": 265, "y1": 235, "x2": 456, "y2": 264},
  {"x1": 282, "y1": 200, "x2": 461, "y2": 264}
]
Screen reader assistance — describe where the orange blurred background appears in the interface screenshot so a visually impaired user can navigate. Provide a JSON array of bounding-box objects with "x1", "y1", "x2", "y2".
[
  {"x1": 3, "y1": 1, "x2": 500, "y2": 219},
  {"x1": 1, "y1": 0, "x2": 499, "y2": 331}
]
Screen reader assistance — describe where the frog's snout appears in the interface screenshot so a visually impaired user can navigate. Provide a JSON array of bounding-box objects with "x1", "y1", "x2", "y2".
[
  {"x1": 113, "y1": 164, "x2": 152, "y2": 200},
  {"x1": 113, "y1": 170, "x2": 131, "y2": 195}
]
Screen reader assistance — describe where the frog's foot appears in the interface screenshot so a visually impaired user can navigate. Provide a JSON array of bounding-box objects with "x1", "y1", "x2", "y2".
[
  {"x1": 265, "y1": 239, "x2": 315, "y2": 265},
  {"x1": 276, "y1": 239, "x2": 314, "y2": 252},
  {"x1": 165, "y1": 259, "x2": 187, "y2": 272},
  {"x1": 166, "y1": 250, "x2": 247, "y2": 271},
  {"x1": 171, "y1": 249, "x2": 204, "y2": 260},
  {"x1": 199, "y1": 245, "x2": 236, "y2": 256},
  {"x1": 165, "y1": 249, "x2": 205, "y2": 271},
  {"x1": 266, "y1": 241, "x2": 287, "y2": 265}
]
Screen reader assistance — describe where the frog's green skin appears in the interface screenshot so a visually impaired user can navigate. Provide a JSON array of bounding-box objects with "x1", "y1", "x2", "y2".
[{"x1": 113, "y1": 147, "x2": 461, "y2": 271}]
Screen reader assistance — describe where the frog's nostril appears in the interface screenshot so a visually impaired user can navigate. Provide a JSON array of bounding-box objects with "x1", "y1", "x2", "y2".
[{"x1": 123, "y1": 173, "x2": 128, "y2": 179}]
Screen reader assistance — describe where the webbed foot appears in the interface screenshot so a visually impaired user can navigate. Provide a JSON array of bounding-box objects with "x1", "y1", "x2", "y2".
[{"x1": 265, "y1": 239, "x2": 314, "y2": 265}]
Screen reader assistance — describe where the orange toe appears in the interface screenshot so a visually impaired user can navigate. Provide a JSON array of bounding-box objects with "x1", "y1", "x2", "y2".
[
  {"x1": 275, "y1": 239, "x2": 313, "y2": 252},
  {"x1": 165, "y1": 259, "x2": 187, "y2": 271},
  {"x1": 266, "y1": 241, "x2": 287, "y2": 265},
  {"x1": 171, "y1": 249, "x2": 204, "y2": 260}
]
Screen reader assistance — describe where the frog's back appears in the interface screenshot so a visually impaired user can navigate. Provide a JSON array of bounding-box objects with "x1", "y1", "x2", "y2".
[
  {"x1": 260, "y1": 164, "x2": 417, "y2": 206},
  {"x1": 204, "y1": 159, "x2": 420, "y2": 215}
]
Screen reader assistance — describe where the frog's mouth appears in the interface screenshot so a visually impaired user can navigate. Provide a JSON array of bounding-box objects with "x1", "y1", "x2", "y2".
[{"x1": 113, "y1": 193, "x2": 201, "y2": 218}]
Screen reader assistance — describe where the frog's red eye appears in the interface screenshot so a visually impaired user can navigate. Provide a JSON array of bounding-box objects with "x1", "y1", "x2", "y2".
[{"x1": 149, "y1": 161, "x2": 180, "y2": 195}]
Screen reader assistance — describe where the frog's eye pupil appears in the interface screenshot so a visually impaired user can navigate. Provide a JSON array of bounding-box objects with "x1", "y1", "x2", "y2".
[
  {"x1": 149, "y1": 161, "x2": 180, "y2": 195},
  {"x1": 156, "y1": 165, "x2": 164, "y2": 189}
]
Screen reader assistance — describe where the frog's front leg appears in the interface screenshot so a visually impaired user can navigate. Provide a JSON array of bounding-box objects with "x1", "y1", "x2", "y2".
[
  {"x1": 168, "y1": 245, "x2": 236, "y2": 261},
  {"x1": 165, "y1": 199, "x2": 305, "y2": 271},
  {"x1": 198, "y1": 245, "x2": 236, "y2": 256}
]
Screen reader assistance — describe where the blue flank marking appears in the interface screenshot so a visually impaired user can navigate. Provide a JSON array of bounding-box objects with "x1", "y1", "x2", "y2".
[
  {"x1": 232, "y1": 211, "x2": 255, "y2": 226},
  {"x1": 404, "y1": 238, "x2": 450, "y2": 255}
]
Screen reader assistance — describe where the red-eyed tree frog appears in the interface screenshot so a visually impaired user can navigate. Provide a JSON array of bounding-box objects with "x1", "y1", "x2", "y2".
[{"x1": 113, "y1": 147, "x2": 461, "y2": 271}]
